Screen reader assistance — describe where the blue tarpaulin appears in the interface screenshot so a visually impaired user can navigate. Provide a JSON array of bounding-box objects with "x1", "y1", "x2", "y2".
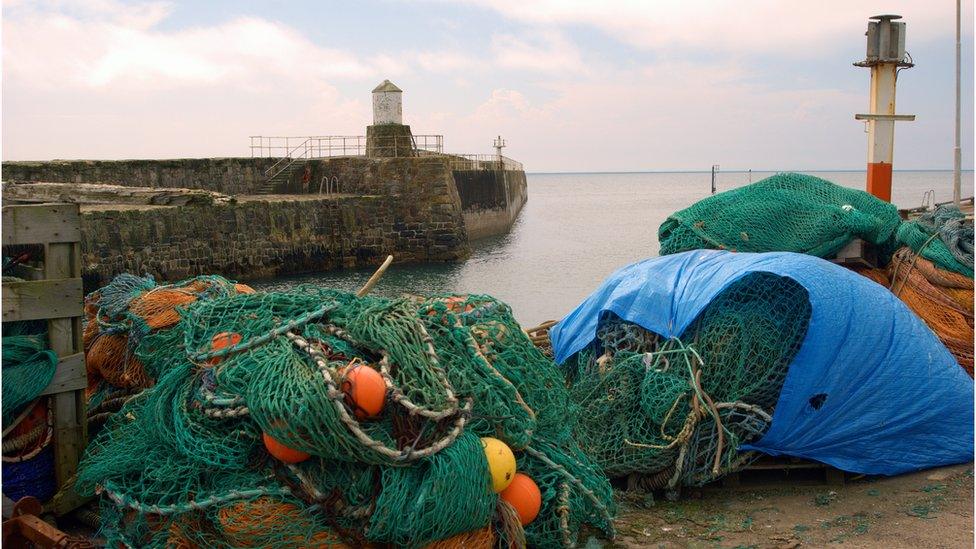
[{"x1": 551, "y1": 250, "x2": 974, "y2": 475}]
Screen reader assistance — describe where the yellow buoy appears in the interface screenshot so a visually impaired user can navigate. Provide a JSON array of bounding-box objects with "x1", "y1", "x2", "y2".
[{"x1": 480, "y1": 437, "x2": 517, "y2": 492}]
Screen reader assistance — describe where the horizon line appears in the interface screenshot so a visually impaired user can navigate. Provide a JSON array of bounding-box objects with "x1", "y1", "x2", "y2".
[{"x1": 528, "y1": 168, "x2": 976, "y2": 175}]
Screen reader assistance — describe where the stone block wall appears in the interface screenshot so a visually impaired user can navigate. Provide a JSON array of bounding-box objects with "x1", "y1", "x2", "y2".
[
  {"x1": 2, "y1": 158, "x2": 276, "y2": 195},
  {"x1": 76, "y1": 157, "x2": 469, "y2": 288},
  {"x1": 453, "y1": 169, "x2": 528, "y2": 240},
  {"x1": 2, "y1": 155, "x2": 523, "y2": 287}
]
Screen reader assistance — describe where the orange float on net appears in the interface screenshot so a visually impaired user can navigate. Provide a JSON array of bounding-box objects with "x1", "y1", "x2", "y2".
[
  {"x1": 234, "y1": 283, "x2": 256, "y2": 294},
  {"x1": 207, "y1": 332, "x2": 242, "y2": 366},
  {"x1": 499, "y1": 473, "x2": 542, "y2": 526},
  {"x1": 443, "y1": 295, "x2": 474, "y2": 313},
  {"x1": 340, "y1": 364, "x2": 386, "y2": 419},
  {"x1": 262, "y1": 432, "x2": 310, "y2": 463}
]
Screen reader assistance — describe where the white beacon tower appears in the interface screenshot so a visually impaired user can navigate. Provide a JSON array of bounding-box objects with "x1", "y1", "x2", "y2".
[{"x1": 372, "y1": 80, "x2": 403, "y2": 125}]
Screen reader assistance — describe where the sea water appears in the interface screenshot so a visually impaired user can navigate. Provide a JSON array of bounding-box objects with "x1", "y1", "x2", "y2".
[{"x1": 255, "y1": 170, "x2": 973, "y2": 325}]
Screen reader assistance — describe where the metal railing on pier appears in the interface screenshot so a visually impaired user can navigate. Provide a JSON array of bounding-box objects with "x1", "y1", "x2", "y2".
[
  {"x1": 449, "y1": 154, "x2": 523, "y2": 172},
  {"x1": 251, "y1": 135, "x2": 445, "y2": 181},
  {"x1": 249, "y1": 135, "x2": 443, "y2": 159},
  {"x1": 248, "y1": 135, "x2": 523, "y2": 182}
]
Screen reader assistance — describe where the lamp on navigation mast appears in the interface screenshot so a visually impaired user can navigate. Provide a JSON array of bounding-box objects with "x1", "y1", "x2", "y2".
[{"x1": 494, "y1": 135, "x2": 506, "y2": 163}]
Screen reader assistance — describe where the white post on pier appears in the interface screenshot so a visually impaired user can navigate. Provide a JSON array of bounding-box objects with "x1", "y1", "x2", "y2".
[{"x1": 493, "y1": 135, "x2": 506, "y2": 164}]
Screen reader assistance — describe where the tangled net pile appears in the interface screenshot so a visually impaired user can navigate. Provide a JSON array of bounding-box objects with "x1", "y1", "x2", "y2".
[
  {"x1": 896, "y1": 204, "x2": 974, "y2": 277},
  {"x1": 829, "y1": 203, "x2": 974, "y2": 376},
  {"x1": 658, "y1": 172, "x2": 902, "y2": 258},
  {"x1": 2, "y1": 322, "x2": 58, "y2": 502},
  {"x1": 658, "y1": 176, "x2": 974, "y2": 377},
  {"x1": 564, "y1": 272, "x2": 812, "y2": 488},
  {"x1": 83, "y1": 274, "x2": 254, "y2": 430},
  {"x1": 77, "y1": 282, "x2": 614, "y2": 548},
  {"x1": 3, "y1": 326, "x2": 57, "y2": 428}
]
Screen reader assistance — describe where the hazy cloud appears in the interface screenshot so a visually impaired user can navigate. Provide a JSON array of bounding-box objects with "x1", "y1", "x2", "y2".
[
  {"x1": 2, "y1": 0, "x2": 971, "y2": 170},
  {"x1": 491, "y1": 30, "x2": 586, "y2": 73},
  {"x1": 456, "y1": 0, "x2": 968, "y2": 55}
]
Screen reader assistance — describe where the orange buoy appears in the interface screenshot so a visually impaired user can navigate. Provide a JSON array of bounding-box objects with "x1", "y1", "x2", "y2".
[
  {"x1": 443, "y1": 295, "x2": 474, "y2": 313},
  {"x1": 234, "y1": 283, "x2": 256, "y2": 294},
  {"x1": 340, "y1": 364, "x2": 386, "y2": 419},
  {"x1": 208, "y1": 332, "x2": 242, "y2": 365},
  {"x1": 262, "y1": 432, "x2": 310, "y2": 463},
  {"x1": 500, "y1": 473, "x2": 542, "y2": 525}
]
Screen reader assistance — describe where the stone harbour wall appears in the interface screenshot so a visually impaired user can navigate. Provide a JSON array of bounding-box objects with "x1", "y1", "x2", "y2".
[
  {"x1": 453, "y1": 169, "x2": 528, "y2": 240},
  {"x1": 2, "y1": 158, "x2": 277, "y2": 195},
  {"x1": 2, "y1": 155, "x2": 525, "y2": 287},
  {"x1": 77, "y1": 157, "x2": 469, "y2": 288}
]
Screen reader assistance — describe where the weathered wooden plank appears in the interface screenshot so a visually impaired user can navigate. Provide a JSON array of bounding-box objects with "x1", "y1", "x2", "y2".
[
  {"x1": 44, "y1": 242, "x2": 79, "y2": 279},
  {"x1": 43, "y1": 240, "x2": 87, "y2": 505},
  {"x1": 1, "y1": 279, "x2": 83, "y2": 322},
  {"x1": 38, "y1": 353, "x2": 86, "y2": 396},
  {"x1": 1, "y1": 204, "x2": 81, "y2": 246},
  {"x1": 53, "y1": 392, "x2": 83, "y2": 486},
  {"x1": 45, "y1": 482, "x2": 92, "y2": 517},
  {"x1": 3, "y1": 206, "x2": 88, "y2": 516}
]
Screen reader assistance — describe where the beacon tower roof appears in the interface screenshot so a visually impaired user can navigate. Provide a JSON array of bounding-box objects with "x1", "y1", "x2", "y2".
[{"x1": 372, "y1": 79, "x2": 402, "y2": 93}]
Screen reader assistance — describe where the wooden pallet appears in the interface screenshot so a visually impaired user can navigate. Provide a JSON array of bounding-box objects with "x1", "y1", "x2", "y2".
[
  {"x1": 2, "y1": 204, "x2": 89, "y2": 516},
  {"x1": 719, "y1": 455, "x2": 846, "y2": 488}
]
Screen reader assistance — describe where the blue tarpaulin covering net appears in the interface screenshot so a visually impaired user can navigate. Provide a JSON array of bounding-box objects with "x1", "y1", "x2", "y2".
[{"x1": 553, "y1": 250, "x2": 973, "y2": 478}]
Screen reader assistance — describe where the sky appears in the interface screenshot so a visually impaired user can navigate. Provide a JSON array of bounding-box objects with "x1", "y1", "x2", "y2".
[{"x1": 2, "y1": 0, "x2": 974, "y2": 172}]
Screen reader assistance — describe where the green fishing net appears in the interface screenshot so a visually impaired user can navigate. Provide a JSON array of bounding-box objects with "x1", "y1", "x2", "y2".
[
  {"x1": 895, "y1": 204, "x2": 974, "y2": 278},
  {"x1": 565, "y1": 272, "x2": 812, "y2": 488},
  {"x1": 658, "y1": 172, "x2": 902, "y2": 258},
  {"x1": 77, "y1": 282, "x2": 615, "y2": 548},
  {"x1": 2, "y1": 328, "x2": 58, "y2": 429}
]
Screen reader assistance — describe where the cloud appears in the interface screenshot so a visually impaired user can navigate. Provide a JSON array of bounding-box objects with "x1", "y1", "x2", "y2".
[
  {"x1": 3, "y1": 0, "x2": 969, "y2": 169},
  {"x1": 472, "y1": 88, "x2": 548, "y2": 120},
  {"x1": 0, "y1": 0, "x2": 478, "y2": 159},
  {"x1": 424, "y1": 60, "x2": 867, "y2": 171},
  {"x1": 414, "y1": 51, "x2": 480, "y2": 72},
  {"x1": 457, "y1": 0, "x2": 969, "y2": 56},
  {"x1": 1, "y1": 1, "x2": 381, "y2": 158},
  {"x1": 491, "y1": 30, "x2": 586, "y2": 73},
  {"x1": 3, "y1": 4, "x2": 376, "y2": 92}
]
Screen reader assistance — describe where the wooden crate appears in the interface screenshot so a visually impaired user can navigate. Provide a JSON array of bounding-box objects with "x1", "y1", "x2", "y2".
[{"x1": 2, "y1": 203, "x2": 88, "y2": 515}]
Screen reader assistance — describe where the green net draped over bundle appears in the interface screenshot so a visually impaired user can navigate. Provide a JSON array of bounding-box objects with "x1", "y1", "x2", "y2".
[
  {"x1": 77, "y1": 282, "x2": 614, "y2": 548},
  {"x1": 565, "y1": 272, "x2": 812, "y2": 487},
  {"x1": 896, "y1": 204, "x2": 974, "y2": 278},
  {"x1": 658, "y1": 173, "x2": 902, "y2": 258},
  {"x1": 2, "y1": 330, "x2": 58, "y2": 429}
]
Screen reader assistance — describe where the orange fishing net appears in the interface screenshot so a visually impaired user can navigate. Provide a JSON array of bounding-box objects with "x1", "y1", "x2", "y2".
[
  {"x1": 84, "y1": 278, "x2": 254, "y2": 393},
  {"x1": 128, "y1": 289, "x2": 198, "y2": 330},
  {"x1": 888, "y1": 248, "x2": 974, "y2": 376},
  {"x1": 850, "y1": 250, "x2": 974, "y2": 376},
  {"x1": 166, "y1": 520, "x2": 202, "y2": 549},
  {"x1": 424, "y1": 526, "x2": 496, "y2": 549},
  {"x1": 85, "y1": 333, "x2": 150, "y2": 390},
  {"x1": 234, "y1": 283, "x2": 256, "y2": 294},
  {"x1": 216, "y1": 497, "x2": 349, "y2": 548}
]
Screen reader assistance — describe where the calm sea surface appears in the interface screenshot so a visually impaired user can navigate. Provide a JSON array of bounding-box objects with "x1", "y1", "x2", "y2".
[{"x1": 255, "y1": 170, "x2": 973, "y2": 325}]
